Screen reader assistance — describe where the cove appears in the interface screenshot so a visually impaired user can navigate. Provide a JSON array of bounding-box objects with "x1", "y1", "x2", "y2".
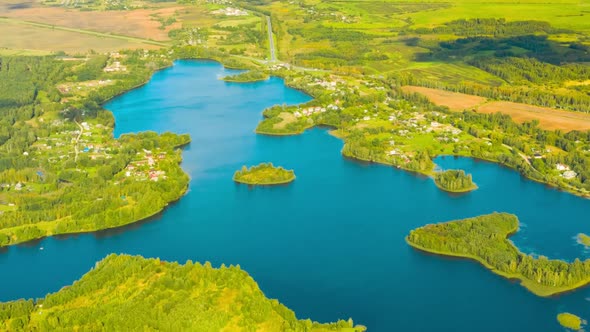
[{"x1": 1, "y1": 60, "x2": 590, "y2": 331}]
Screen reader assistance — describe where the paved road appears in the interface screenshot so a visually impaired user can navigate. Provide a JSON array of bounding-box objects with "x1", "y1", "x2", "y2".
[{"x1": 265, "y1": 16, "x2": 276, "y2": 62}]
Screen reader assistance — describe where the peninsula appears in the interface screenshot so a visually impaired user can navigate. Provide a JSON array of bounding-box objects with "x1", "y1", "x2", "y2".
[
  {"x1": 233, "y1": 163, "x2": 295, "y2": 185},
  {"x1": 222, "y1": 70, "x2": 269, "y2": 83},
  {"x1": 406, "y1": 213, "x2": 590, "y2": 297},
  {"x1": 0, "y1": 254, "x2": 365, "y2": 331}
]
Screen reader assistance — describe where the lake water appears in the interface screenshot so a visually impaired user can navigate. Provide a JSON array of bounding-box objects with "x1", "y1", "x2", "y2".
[{"x1": 1, "y1": 60, "x2": 589, "y2": 331}]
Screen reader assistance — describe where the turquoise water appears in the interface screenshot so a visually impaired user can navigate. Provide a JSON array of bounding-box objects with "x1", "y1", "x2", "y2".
[{"x1": 1, "y1": 60, "x2": 590, "y2": 331}]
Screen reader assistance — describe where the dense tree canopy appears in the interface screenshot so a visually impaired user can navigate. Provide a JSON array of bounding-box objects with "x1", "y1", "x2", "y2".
[
  {"x1": 0, "y1": 254, "x2": 365, "y2": 331},
  {"x1": 434, "y1": 169, "x2": 476, "y2": 192},
  {"x1": 407, "y1": 213, "x2": 590, "y2": 296}
]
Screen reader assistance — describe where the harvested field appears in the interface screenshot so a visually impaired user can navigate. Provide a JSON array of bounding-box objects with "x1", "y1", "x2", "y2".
[
  {"x1": 477, "y1": 101, "x2": 590, "y2": 132},
  {"x1": 0, "y1": 21, "x2": 159, "y2": 53},
  {"x1": 402, "y1": 86, "x2": 486, "y2": 111},
  {"x1": 406, "y1": 86, "x2": 590, "y2": 131},
  {"x1": 1, "y1": 6, "x2": 182, "y2": 41}
]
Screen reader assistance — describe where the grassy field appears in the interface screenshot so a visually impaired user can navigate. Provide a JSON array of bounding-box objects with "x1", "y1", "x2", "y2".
[{"x1": 401, "y1": 0, "x2": 590, "y2": 32}]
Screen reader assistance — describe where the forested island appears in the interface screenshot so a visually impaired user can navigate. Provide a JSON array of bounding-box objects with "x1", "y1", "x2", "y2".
[
  {"x1": 557, "y1": 313, "x2": 584, "y2": 331},
  {"x1": 0, "y1": 254, "x2": 365, "y2": 331},
  {"x1": 222, "y1": 70, "x2": 269, "y2": 83},
  {"x1": 233, "y1": 163, "x2": 295, "y2": 185},
  {"x1": 406, "y1": 213, "x2": 590, "y2": 296},
  {"x1": 434, "y1": 169, "x2": 477, "y2": 193},
  {"x1": 577, "y1": 233, "x2": 590, "y2": 247}
]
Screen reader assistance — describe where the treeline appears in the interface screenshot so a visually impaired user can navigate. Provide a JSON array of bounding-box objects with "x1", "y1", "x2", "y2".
[
  {"x1": 394, "y1": 72, "x2": 590, "y2": 113},
  {"x1": 407, "y1": 213, "x2": 590, "y2": 295},
  {"x1": 421, "y1": 35, "x2": 590, "y2": 65},
  {"x1": 434, "y1": 169, "x2": 475, "y2": 192},
  {"x1": 413, "y1": 18, "x2": 559, "y2": 37},
  {"x1": 469, "y1": 57, "x2": 590, "y2": 85},
  {"x1": 288, "y1": 25, "x2": 375, "y2": 42},
  {"x1": 0, "y1": 254, "x2": 365, "y2": 331}
]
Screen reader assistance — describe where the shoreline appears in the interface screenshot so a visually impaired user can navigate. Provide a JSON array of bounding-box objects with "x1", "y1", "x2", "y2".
[
  {"x1": 406, "y1": 237, "x2": 590, "y2": 297},
  {"x1": 233, "y1": 176, "x2": 296, "y2": 186},
  {"x1": 433, "y1": 181, "x2": 478, "y2": 193},
  {"x1": 222, "y1": 75, "x2": 270, "y2": 83},
  {"x1": 4, "y1": 182, "x2": 189, "y2": 249}
]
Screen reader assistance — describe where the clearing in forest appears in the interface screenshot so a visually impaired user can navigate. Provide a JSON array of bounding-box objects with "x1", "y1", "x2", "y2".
[
  {"x1": 406, "y1": 86, "x2": 590, "y2": 131},
  {"x1": 478, "y1": 101, "x2": 590, "y2": 132},
  {"x1": 401, "y1": 86, "x2": 486, "y2": 111}
]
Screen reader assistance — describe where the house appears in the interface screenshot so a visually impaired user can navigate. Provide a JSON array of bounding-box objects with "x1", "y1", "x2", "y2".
[
  {"x1": 563, "y1": 170, "x2": 578, "y2": 180},
  {"x1": 556, "y1": 163, "x2": 570, "y2": 171},
  {"x1": 15, "y1": 183, "x2": 23, "y2": 191}
]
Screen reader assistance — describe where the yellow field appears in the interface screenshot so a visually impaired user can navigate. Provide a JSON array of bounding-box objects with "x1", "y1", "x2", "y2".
[
  {"x1": 2, "y1": 6, "x2": 181, "y2": 41},
  {"x1": 0, "y1": 21, "x2": 159, "y2": 53},
  {"x1": 406, "y1": 86, "x2": 590, "y2": 131},
  {"x1": 402, "y1": 86, "x2": 487, "y2": 111}
]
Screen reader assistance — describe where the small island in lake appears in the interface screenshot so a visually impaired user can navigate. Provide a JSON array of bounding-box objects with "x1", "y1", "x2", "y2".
[
  {"x1": 434, "y1": 169, "x2": 477, "y2": 193},
  {"x1": 222, "y1": 70, "x2": 269, "y2": 83},
  {"x1": 557, "y1": 313, "x2": 584, "y2": 331},
  {"x1": 577, "y1": 233, "x2": 590, "y2": 247},
  {"x1": 406, "y1": 213, "x2": 590, "y2": 297},
  {"x1": 233, "y1": 163, "x2": 296, "y2": 185}
]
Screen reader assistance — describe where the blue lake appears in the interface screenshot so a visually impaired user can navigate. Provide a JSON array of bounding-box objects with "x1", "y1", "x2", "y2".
[{"x1": 1, "y1": 60, "x2": 590, "y2": 331}]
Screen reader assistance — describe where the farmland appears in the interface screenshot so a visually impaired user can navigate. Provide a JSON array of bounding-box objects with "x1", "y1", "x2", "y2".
[
  {"x1": 404, "y1": 86, "x2": 590, "y2": 131},
  {"x1": 1, "y1": 6, "x2": 182, "y2": 41},
  {"x1": 0, "y1": 1, "x2": 266, "y2": 55},
  {"x1": 402, "y1": 86, "x2": 486, "y2": 111}
]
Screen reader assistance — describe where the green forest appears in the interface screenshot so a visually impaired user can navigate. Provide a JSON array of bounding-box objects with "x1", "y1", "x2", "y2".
[
  {"x1": 407, "y1": 213, "x2": 590, "y2": 296},
  {"x1": 434, "y1": 170, "x2": 476, "y2": 192},
  {"x1": 0, "y1": 254, "x2": 365, "y2": 331},
  {"x1": 233, "y1": 162, "x2": 296, "y2": 185}
]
